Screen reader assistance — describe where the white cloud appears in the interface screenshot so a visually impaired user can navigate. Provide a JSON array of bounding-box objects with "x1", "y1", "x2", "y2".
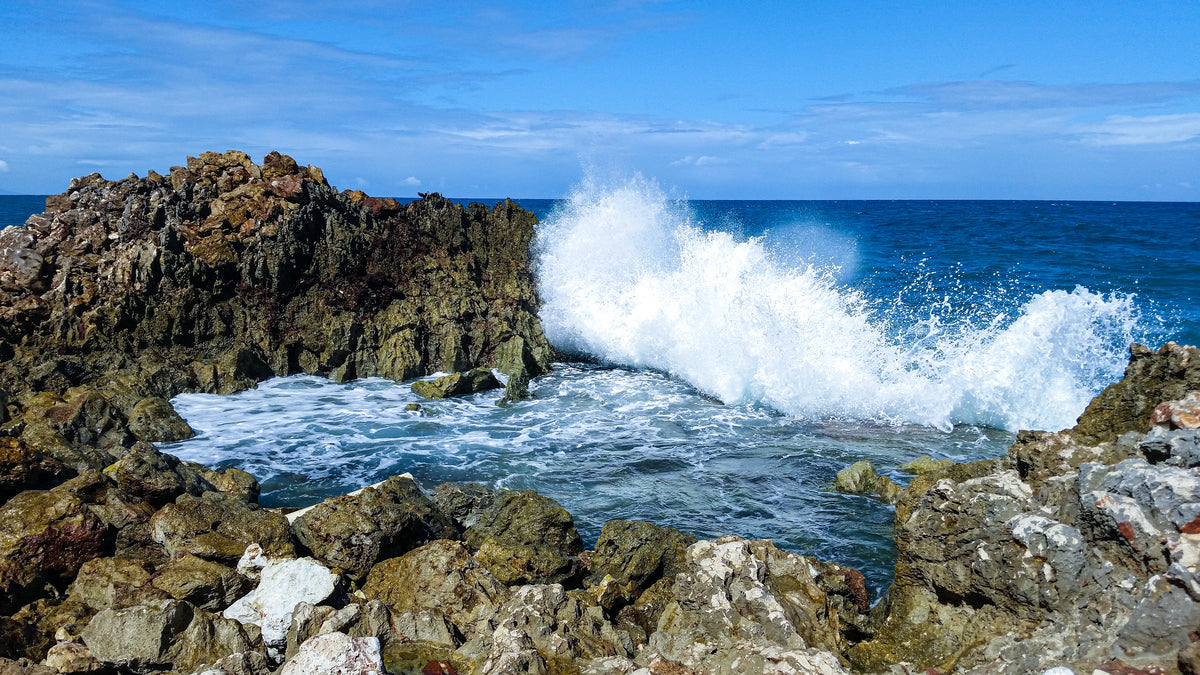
[
  {"x1": 0, "y1": 160, "x2": 8, "y2": 172},
  {"x1": 1077, "y1": 113, "x2": 1200, "y2": 146},
  {"x1": 671, "y1": 155, "x2": 721, "y2": 166},
  {"x1": 402, "y1": 176, "x2": 421, "y2": 186}
]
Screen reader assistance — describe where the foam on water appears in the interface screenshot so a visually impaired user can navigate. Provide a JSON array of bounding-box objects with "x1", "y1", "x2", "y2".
[
  {"x1": 165, "y1": 366, "x2": 1015, "y2": 591},
  {"x1": 536, "y1": 176, "x2": 1140, "y2": 432}
]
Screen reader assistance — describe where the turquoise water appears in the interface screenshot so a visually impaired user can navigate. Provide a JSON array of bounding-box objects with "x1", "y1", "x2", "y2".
[{"x1": 4, "y1": 190, "x2": 1197, "y2": 591}]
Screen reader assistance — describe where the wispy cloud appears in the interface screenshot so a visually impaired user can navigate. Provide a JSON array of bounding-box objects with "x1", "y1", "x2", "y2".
[
  {"x1": 884, "y1": 79, "x2": 1200, "y2": 110},
  {"x1": 0, "y1": 160, "x2": 8, "y2": 172},
  {"x1": 1078, "y1": 113, "x2": 1200, "y2": 146},
  {"x1": 0, "y1": 1, "x2": 1196, "y2": 199},
  {"x1": 671, "y1": 155, "x2": 722, "y2": 166}
]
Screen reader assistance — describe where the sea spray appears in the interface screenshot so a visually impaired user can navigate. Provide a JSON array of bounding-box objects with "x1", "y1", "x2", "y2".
[{"x1": 536, "y1": 176, "x2": 1140, "y2": 432}]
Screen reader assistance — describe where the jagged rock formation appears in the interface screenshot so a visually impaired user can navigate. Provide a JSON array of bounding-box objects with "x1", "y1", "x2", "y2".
[
  {"x1": 4, "y1": 153, "x2": 1200, "y2": 674},
  {"x1": 0, "y1": 150, "x2": 552, "y2": 474},
  {"x1": 849, "y1": 342, "x2": 1200, "y2": 674}
]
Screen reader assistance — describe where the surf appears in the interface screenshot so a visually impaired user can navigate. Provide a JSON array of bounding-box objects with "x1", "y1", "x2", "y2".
[{"x1": 534, "y1": 175, "x2": 1141, "y2": 432}]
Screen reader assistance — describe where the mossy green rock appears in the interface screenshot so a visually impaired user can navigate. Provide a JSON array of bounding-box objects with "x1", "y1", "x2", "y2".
[
  {"x1": 0, "y1": 152, "x2": 553, "y2": 407},
  {"x1": 899, "y1": 454, "x2": 956, "y2": 475},
  {"x1": 125, "y1": 397, "x2": 194, "y2": 442},
  {"x1": 361, "y1": 539, "x2": 508, "y2": 645},
  {"x1": 292, "y1": 475, "x2": 458, "y2": 582},
  {"x1": 0, "y1": 437, "x2": 71, "y2": 504},
  {"x1": 65, "y1": 555, "x2": 156, "y2": 612},
  {"x1": 103, "y1": 442, "x2": 211, "y2": 507},
  {"x1": 834, "y1": 459, "x2": 903, "y2": 505},
  {"x1": 150, "y1": 554, "x2": 250, "y2": 611},
  {"x1": 1072, "y1": 342, "x2": 1200, "y2": 443},
  {"x1": 150, "y1": 493, "x2": 293, "y2": 563},
  {"x1": 411, "y1": 368, "x2": 502, "y2": 400},
  {"x1": 835, "y1": 460, "x2": 878, "y2": 494},
  {"x1": 432, "y1": 482, "x2": 496, "y2": 530},
  {"x1": 0, "y1": 488, "x2": 107, "y2": 613},
  {"x1": 464, "y1": 489, "x2": 585, "y2": 586},
  {"x1": 587, "y1": 519, "x2": 695, "y2": 610}
]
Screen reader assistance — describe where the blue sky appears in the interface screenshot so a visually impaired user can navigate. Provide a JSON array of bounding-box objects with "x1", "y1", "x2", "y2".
[{"x1": 1, "y1": 1, "x2": 1198, "y2": 199}]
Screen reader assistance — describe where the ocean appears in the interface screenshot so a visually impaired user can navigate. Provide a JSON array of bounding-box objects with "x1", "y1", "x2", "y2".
[{"x1": 3, "y1": 185, "x2": 1198, "y2": 592}]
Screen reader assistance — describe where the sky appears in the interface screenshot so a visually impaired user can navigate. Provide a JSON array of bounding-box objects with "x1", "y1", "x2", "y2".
[{"x1": 0, "y1": 1, "x2": 1198, "y2": 200}]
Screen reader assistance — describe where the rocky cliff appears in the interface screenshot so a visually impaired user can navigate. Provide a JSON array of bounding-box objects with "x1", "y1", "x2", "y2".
[
  {"x1": 0, "y1": 151, "x2": 553, "y2": 481},
  {"x1": 0, "y1": 150, "x2": 551, "y2": 419}
]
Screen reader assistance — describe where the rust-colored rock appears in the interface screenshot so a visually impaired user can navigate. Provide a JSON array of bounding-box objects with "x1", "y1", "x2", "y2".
[
  {"x1": 0, "y1": 151, "x2": 553, "y2": 407},
  {"x1": 0, "y1": 489, "x2": 107, "y2": 612}
]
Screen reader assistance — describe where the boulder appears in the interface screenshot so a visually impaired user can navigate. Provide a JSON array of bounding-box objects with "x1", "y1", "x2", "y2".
[
  {"x1": 196, "y1": 467, "x2": 260, "y2": 503},
  {"x1": 40, "y1": 642, "x2": 106, "y2": 675},
  {"x1": 7, "y1": 596, "x2": 94, "y2": 660},
  {"x1": 0, "y1": 489, "x2": 107, "y2": 612},
  {"x1": 150, "y1": 554, "x2": 251, "y2": 611},
  {"x1": 80, "y1": 599, "x2": 194, "y2": 672},
  {"x1": 464, "y1": 490, "x2": 585, "y2": 586},
  {"x1": 102, "y1": 442, "x2": 211, "y2": 507},
  {"x1": 433, "y1": 482, "x2": 496, "y2": 530},
  {"x1": 150, "y1": 493, "x2": 293, "y2": 563},
  {"x1": 222, "y1": 557, "x2": 339, "y2": 658},
  {"x1": 194, "y1": 651, "x2": 270, "y2": 675},
  {"x1": 411, "y1": 369, "x2": 503, "y2": 400},
  {"x1": 82, "y1": 600, "x2": 254, "y2": 674},
  {"x1": 0, "y1": 437, "x2": 71, "y2": 504},
  {"x1": 277, "y1": 633, "x2": 383, "y2": 675},
  {"x1": 291, "y1": 475, "x2": 457, "y2": 582},
  {"x1": 459, "y1": 584, "x2": 634, "y2": 672},
  {"x1": 24, "y1": 390, "x2": 132, "y2": 460},
  {"x1": 586, "y1": 520, "x2": 695, "y2": 610},
  {"x1": 361, "y1": 539, "x2": 508, "y2": 644},
  {"x1": 648, "y1": 537, "x2": 846, "y2": 664},
  {"x1": 66, "y1": 556, "x2": 156, "y2": 612},
  {"x1": 124, "y1": 397, "x2": 194, "y2": 442},
  {"x1": 1140, "y1": 427, "x2": 1200, "y2": 468}
]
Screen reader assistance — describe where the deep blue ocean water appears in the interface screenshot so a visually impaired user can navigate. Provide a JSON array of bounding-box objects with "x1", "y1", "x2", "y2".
[{"x1": 3, "y1": 190, "x2": 1198, "y2": 591}]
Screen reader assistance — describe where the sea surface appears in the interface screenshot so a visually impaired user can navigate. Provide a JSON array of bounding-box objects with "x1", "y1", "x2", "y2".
[{"x1": 3, "y1": 186, "x2": 1198, "y2": 592}]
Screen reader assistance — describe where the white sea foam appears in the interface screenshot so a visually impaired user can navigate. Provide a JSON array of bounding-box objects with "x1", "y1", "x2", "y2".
[{"x1": 535, "y1": 175, "x2": 1139, "y2": 432}]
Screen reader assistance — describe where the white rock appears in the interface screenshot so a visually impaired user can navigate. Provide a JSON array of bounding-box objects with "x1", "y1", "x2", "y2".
[
  {"x1": 277, "y1": 633, "x2": 384, "y2": 675},
  {"x1": 236, "y1": 543, "x2": 268, "y2": 579},
  {"x1": 223, "y1": 557, "x2": 339, "y2": 658},
  {"x1": 1042, "y1": 667, "x2": 1075, "y2": 675}
]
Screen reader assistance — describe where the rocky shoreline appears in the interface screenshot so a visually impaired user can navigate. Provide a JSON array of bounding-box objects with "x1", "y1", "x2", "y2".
[{"x1": 2, "y1": 152, "x2": 1200, "y2": 674}]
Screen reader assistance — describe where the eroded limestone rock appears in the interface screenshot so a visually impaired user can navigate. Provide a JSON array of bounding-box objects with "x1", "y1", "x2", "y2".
[{"x1": 222, "y1": 557, "x2": 338, "y2": 658}]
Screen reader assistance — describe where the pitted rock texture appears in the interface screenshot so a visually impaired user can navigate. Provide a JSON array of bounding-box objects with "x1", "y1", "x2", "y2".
[
  {"x1": 0, "y1": 150, "x2": 552, "y2": 423},
  {"x1": 850, "y1": 342, "x2": 1200, "y2": 675},
  {"x1": 291, "y1": 474, "x2": 458, "y2": 582}
]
